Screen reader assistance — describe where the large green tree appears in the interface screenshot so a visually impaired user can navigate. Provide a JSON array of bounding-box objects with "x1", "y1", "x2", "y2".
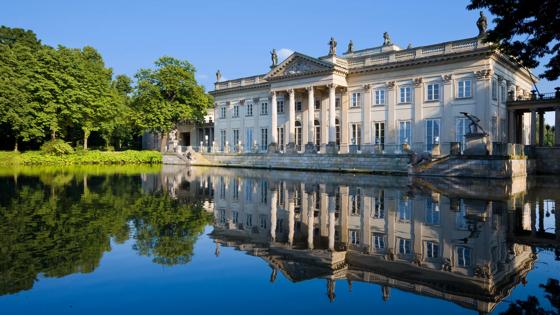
[
  {"x1": 132, "y1": 56, "x2": 213, "y2": 152},
  {"x1": 468, "y1": 0, "x2": 560, "y2": 81}
]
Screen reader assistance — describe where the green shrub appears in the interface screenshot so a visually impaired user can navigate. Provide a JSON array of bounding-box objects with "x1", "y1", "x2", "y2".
[{"x1": 41, "y1": 140, "x2": 75, "y2": 156}]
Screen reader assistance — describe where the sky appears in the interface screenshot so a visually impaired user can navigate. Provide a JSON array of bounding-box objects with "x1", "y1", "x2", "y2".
[{"x1": 2, "y1": 0, "x2": 558, "y2": 123}]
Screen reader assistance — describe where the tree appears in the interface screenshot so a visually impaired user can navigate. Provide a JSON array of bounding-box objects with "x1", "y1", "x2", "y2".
[
  {"x1": 468, "y1": 0, "x2": 560, "y2": 81},
  {"x1": 132, "y1": 56, "x2": 213, "y2": 152}
]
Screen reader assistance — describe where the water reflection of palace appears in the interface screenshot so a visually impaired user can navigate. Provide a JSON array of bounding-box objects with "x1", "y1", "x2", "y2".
[{"x1": 157, "y1": 166, "x2": 560, "y2": 314}]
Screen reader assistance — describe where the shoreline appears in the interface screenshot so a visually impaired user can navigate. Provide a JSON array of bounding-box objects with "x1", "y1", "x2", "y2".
[{"x1": 0, "y1": 150, "x2": 162, "y2": 166}]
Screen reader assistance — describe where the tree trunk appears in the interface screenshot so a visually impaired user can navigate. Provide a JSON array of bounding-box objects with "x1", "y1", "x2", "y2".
[
  {"x1": 51, "y1": 130, "x2": 56, "y2": 140},
  {"x1": 83, "y1": 129, "x2": 90, "y2": 150},
  {"x1": 160, "y1": 132, "x2": 168, "y2": 152},
  {"x1": 14, "y1": 140, "x2": 18, "y2": 152}
]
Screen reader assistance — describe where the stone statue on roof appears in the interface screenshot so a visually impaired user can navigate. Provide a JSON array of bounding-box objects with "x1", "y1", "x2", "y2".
[
  {"x1": 477, "y1": 11, "x2": 488, "y2": 36},
  {"x1": 346, "y1": 40, "x2": 354, "y2": 53},
  {"x1": 328, "y1": 37, "x2": 337, "y2": 55},
  {"x1": 270, "y1": 49, "x2": 278, "y2": 67},
  {"x1": 383, "y1": 32, "x2": 392, "y2": 46},
  {"x1": 215, "y1": 69, "x2": 221, "y2": 82}
]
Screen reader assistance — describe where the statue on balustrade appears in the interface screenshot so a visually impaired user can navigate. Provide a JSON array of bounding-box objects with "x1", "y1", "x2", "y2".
[
  {"x1": 328, "y1": 37, "x2": 337, "y2": 55},
  {"x1": 270, "y1": 49, "x2": 278, "y2": 67},
  {"x1": 215, "y1": 70, "x2": 221, "y2": 82},
  {"x1": 477, "y1": 11, "x2": 487, "y2": 36},
  {"x1": 383, "y1": 32, "x2": 392, "y2": 46}
]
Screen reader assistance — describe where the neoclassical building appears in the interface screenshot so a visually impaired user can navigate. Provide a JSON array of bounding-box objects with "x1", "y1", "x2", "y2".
[{"x1": 210, "y1": 27, "x2": 535, "y2": 154}]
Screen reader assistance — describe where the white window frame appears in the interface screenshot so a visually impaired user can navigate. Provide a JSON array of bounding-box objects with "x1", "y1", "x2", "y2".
[
  {"x1": 374, "y1": 89, "x2": 386, "y2": 105},
  {"x1": 233, "y1": 105, "x2": 239, "y2": 118},
  {"x1": 372, "y1": 233, "x2": 385, "y2": 250},
  {"x1": 246, "y1": 103, "x2": 253, "y2": 116},
  {"x1": 426, "y1": 241, "x2": 439, "y2": 258},
  {"x1": 426, "y1": 118, "x2": 440, "y2": 151},
  {"x1": 220, "y1": 106, "x2": 226, "y2": 119},
  {"x1": 457, "y1": 79, "x2": 472, "y2": 99},
  {"x1": 351, "y1": 92, "x2": 361, "y2": 107},
  {"x1": 398, "y1": 238, "x2": 412, "y2": 255},
  {"x1": 398, "y1": 120, "x2": 412, "y2": 145},
  {"x1": 426, "y1": 83, "x2": 440, "y2": 101},
  {"x1": 260, "y1": 128, "x2": 268, "y2": 151},
  {"x1": 261, "y1": 101, "x2": 268, "y2": 115},
  {"x1": 277, "y1": 99, "x2": 284, "y2": 113},
  {"x1": 399, "y1": 86, "x2": 412, "y2": 103},
  {"x1": 457, "y1": 246, "x2": 471, "y2": 267}
]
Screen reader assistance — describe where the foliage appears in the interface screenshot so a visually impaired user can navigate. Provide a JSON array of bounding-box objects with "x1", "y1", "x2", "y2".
[
  {"x1": 132, "y1": 56, "x2": 213, "y2": 151},
  {"x1": 0, "y1": 150, "x2": 162, "y2": 165},
  {"x1": 500, "y1": 278, "x2": 560, "y2": 314},
  {"x1": 468, "y1": 0, "x2": 560, "y2": 80},
  {"x1": 40, "y1": 139, "x2": 74, "y2": 155},
  {"x1": 0, "y1": 170, "x2": 213, "y2": 295}
]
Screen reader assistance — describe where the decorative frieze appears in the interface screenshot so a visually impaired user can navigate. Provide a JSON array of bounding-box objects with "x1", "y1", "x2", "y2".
[
  {"x1": 475, "y1": 69, "x2": 492, "y2": 80},
  {"x1": 386, "y1": 81, "x2": 395, "y2": 90},
  {"x1": 442, "y1": 74, "x2": 453, "y2": 84},
  {"x1": 413, "y1": 77, "x2": 423, "y2": 87}
]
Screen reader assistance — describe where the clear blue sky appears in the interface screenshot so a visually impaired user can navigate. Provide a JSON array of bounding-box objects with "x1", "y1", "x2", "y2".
[{"x1": 2, "y1": 0, "x2": 558, "y2": 123}]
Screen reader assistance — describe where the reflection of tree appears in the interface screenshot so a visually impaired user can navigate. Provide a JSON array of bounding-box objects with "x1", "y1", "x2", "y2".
[
  {"x1": 0, "y1": 169, "x2": 211, "y2": 296},
  {"x1": 500, "y1": 279, "x2": 560, "y2": 315}
]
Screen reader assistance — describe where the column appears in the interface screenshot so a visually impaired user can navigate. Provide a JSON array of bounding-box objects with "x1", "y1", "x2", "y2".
[
  {"x1": 386, "y1": 82, "x2": 396, "y2": 148},
  {"x1": 307, "y1": 189, "x2": 315, "y2": 249},
  {"x1": 413, "y1": 78, "x2": 423, "y2": 149},
  {"x1": 305, "y1": 86, "x2": 316, "y2": 153},
  {"x1": 530, "y1": 109, "x2": 537, "y2": 145},
  {"x1": 538, "y1": 110, "x2": 545, "y2": 146},
  {"x1": 508, "y1": 110, "x2": 515, "y2": 143},
  {"x1": 441, "y1": 75, "x2": 453, "y2": 147},
  {"x1": 328, "y1": 193, "x2": 336, "y2": 251},
  {"x1": 270, "y1": 91, "x2": 278, "y2": 150},
  {"x1": 327, "y1": 84, "x2": 337, "y2": 154},
  {"x1": 362, "y1": 84, "x2": 372, "y2": 152},
  {"x1": 270, "y1": 186, "x2": 277, "y2": 242},
  {"x1": 340, "y1": 89, "x2": 349, "y2": 153},
  {"x1": 287, "y1": 89, "x2": 296, "y2": 152},
  {"x1": 556, "y1": 107, "x2": 560, "y2": 146},
  {"x1": 288, "y1": 187, "x2": 295, "y2": 246}
]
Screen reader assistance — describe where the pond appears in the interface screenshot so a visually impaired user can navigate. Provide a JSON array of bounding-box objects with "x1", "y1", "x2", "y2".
[{"x1": 0, "y1": 165, "x2": 559, "y2": 315}]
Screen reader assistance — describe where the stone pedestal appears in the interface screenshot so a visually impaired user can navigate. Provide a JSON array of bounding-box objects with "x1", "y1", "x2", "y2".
[
  {"x1": 431, "y1": 144, "x2": 441, "y2": 156},
  {"x1": 464, "y1": 133, "x2": 491, "y2": 156},
  {"x1": 304, "y1": 142, "x2": 317, "y2": 154},
  {"x1": 285, "y1": 142, "x2": 297, "y2": 154},
  {"x1": 325, "y1": 142, "x2": 337, "y2": 155},
  {"x1": 267, "y1": 142, "x2": 278, "y2": 154}
]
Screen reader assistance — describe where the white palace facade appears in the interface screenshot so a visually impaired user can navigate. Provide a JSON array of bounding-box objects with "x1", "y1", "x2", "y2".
[{"x1": 210, "y1": 32, "x2": 535, "y2": 155}]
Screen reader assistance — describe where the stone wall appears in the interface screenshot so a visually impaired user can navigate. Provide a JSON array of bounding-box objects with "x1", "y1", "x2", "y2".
[
  {"x1": 413, "y1": 155, "x2": 533, "y2": 179},
  {"x1": 534, "y1": 147, "x2": 560, "y2": 174},
  {"x1": 190, "y1": 152, "x2": 410, "y2": 175}
]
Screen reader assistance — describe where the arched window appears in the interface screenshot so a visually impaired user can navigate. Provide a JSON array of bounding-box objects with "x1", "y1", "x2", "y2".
[
  {"x1": 314, "y1": 120, "x2": 321, "y2": 149},
  {"x1": 295, "y1": 121, "x2": 302, "y2": 148},
  {"x1": 335, "y1": 119, "x2": 340, "y2": 146}
]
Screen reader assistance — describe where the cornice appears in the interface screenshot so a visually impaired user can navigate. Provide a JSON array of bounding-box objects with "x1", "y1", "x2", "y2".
[{"x1": 210, "y1": 82, "x2": 271, "y2": 96}]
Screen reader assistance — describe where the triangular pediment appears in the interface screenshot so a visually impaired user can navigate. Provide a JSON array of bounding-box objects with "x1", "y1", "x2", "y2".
[{"x1": 264, "y1": 52, "x2": 335, "y2": 81}]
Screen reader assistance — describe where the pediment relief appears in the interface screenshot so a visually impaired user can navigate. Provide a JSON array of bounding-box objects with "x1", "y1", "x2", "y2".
[{"x1": 264, "y1": 53, "x2": 334, "y2": 80}]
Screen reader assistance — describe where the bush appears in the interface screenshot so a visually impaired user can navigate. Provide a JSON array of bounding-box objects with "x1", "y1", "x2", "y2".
[{"x1": 40, "y1": 140, "x2": 75, "y2": 156}]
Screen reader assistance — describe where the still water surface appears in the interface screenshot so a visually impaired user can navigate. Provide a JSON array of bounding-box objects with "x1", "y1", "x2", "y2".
[{"x1": 0, "y1": 165, "x2": 559, "y2": 314}]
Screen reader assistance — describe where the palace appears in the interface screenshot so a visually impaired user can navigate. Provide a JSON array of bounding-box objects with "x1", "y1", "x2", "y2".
[{"x1": 209, "y1": 25, "x2": 536, "y2": 155}]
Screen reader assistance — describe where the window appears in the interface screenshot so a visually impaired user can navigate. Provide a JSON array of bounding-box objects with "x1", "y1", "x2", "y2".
[
  {"x1": 398, "y1": 196, "x2": 411, "y2": 222},
  {"x1": 233, "y1": 105, "x2": 239, "y2": 118},
  {"x1": 220, "y1": 130, "x2": 226, "y2": 151},
  {"x1": 296, "y1": 101, "x2": 302, "y2": 112},
  {"x1": 259, "y1": 215, "x2": 267, "y2": 229},
  {"x1": 232, "y1": 211, "x2": 239, "y2": 224},
  {"x1": 219, "y1": 177, "x2": 226, "y2": 199},
  {"x1": 261, "y1": 102, "x2": 268, "y2": 115},
  {"x1": 350, "y1": 192, "x2": 361, "y2": 215},
  {"x1": 398, "y1": 120, "x2": 412, "y2": 145},
  {"x1": 245, "y1": 128, "x2": 253, "y2": 150},
  {"x1": 244, "y1": 179, "x2": 252, "y2": 202},
  {"x1": 220, "y1": 106, "x2": 226, "y2": 119},
  {"x1": 295, "y1": 121, "x2": 302, "y2": 147},
  {"x1": 246, "y1": 214, "x2": 253, "y2": 227},
  {"x1": 425, "y1": 199, "x2": 440, "y2": 225},
  {"x1": 277, "y1": 127, "x2": 284, "y2": 150},
  {"x1": 335, "y1": 97, "x2": 341, "y2": 108},
  {"x1": 350, "y1": 123, "x2": 361, "y2": 147},
  {"x1": 373, "y1": 233, "x2": 385, "y2": 250},
  {"x1": 373, "y1": 122, "x2": 385, "y2": 148},
  {"x1": 373, "y1": 190, "x2": 385, "y2": 219},
  {"x1": 335, "y1": 119, "x2": 340, "y2": 146},
  {"x1": 456, "y1": 200, "x2": 468, "y2": 230},
  {"x1": 277, "y1": 99, "x2": 284, "y2": 113},
  {"x1": 351, "y1": 92, "x2": 361, "y2": 107},
  {"x1": 314, "y1": 120, "x2": 321, "y2": 148},
  {"x1": 457, "y1": 246, "x2": 471, "y2": 267},
  {"x1": 492, "y1": 79, "x2": 498, "y2": 100},
  {"x1": 398, "y1": 238, "x2": 412, "y2": 255},
  {"x1": 426, "y1": 241, "x2": 439, "y2": 258},
  {"x1": 426, "y1": 119, "x2": 440, "y2": 151},
  {"x1": 500, "y1": 85, "x2": 506, "y2": 102},
  {"x1": 457, "y1": 79, "x2": 472, "y2": 98},
  {"x1": 456, "y1": 117, "x2": 469, "y2": 149},
  {"x1": 491, "y1": 116, "x2": 497, "y2": 139},
  {"x1": 349, "y1": 229, "x2": 360, "y2": 245},
  {"x1": 315, "y1": 99, "x2": 321, "y2": 110},
  {"x1": 246, "y1": 103, "x2": 253, "y2": 116},
  {"x1": 261, "y1": 128, "x2": 268, "y2": 151},
  {"x1": 375, "y1": 89, "x2": 386, "y2": 105},
  {"x1": 232, "y1": 178, "x2": 239, "y2": 200},
  {"x1": 426, "y1": 83, "x2": 440, "y2": 101},
  {"x1": 399, "y1": 86, "x2": 412, "y2": 103},
  {"x1": 233, "y1": 129, "x2": 240, "y2": 146},
  {"x1": 219, "y1": 209, "x2": 226, "y2": 224}
]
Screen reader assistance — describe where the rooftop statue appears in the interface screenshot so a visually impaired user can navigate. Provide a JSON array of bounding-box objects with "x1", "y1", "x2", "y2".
[
  {"x1": 383, "y1": 32, "x2": 392, "y2": 46},
  {"x1": 270, "y1": 49, "x2": 278, "y2": 67},
  {"x1": 215, "y1": 69, "x2": 221, "y2": 82},
  {"x1": 477, "y1": 11, "x2": 488, "y2": 36},
  {"x1": 346, "y1": 40, "x2": 354, "y2": 53},
  {"x1": 328, "y1": 37, "x2": 337, "y2": 55}
]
